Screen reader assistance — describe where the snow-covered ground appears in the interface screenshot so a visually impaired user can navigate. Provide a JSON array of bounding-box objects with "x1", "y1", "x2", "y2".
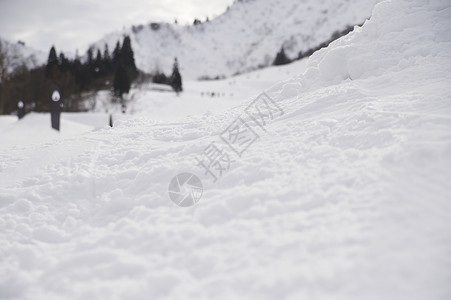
[{"x1": 1, "y1": 0, "x2": 451, "y2": 299}]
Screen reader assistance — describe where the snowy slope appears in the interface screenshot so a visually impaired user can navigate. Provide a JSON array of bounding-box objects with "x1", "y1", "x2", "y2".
[
  {"x1": 0, "y1": 38, "x2": 46, "y2": 73},
  {"x1": 1, "y1": 0, "x2": 451, "y2": 299},
  {"x1": 91, "y1": 0, "x2": 381, "y2": 79}
]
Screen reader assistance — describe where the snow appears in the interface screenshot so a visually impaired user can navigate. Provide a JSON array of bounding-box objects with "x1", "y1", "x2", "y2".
[
  {"x1": 1, "y1": 0, "x2": 451, "y2": 299},
  {"x1": 0, "y1": 38, "x2": 46, "y2": 73},
  {"x1": 91, "y1": 0, "x2": 382, "y2": 80}
]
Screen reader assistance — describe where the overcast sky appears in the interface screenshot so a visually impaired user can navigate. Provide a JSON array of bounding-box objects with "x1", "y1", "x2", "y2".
[{"x1": 0, "y1": 0, "x2": 233, "y2": 54}]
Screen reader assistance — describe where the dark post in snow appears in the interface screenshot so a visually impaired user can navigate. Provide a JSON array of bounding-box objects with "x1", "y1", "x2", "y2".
[
  {"x1": 50, "y1": 86, "x2": 63, "y2": 131},
  {"x1": 17, "y1": 100, "x2": 25, "y2": 119}
]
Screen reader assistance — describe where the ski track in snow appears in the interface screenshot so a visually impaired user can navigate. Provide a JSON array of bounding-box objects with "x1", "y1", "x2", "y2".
[{"x1": 1, "y1": 0, "x2": 451, "y2": 299}]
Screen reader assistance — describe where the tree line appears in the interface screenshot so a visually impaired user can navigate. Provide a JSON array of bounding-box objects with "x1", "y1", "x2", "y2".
[{"x1": 0, "y1": 35, "x2": 183, "y2": 115}]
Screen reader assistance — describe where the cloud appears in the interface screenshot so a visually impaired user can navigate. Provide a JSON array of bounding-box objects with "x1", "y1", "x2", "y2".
[{"x1": 0, "y1": 0, "x2": 232, "y2": 54}]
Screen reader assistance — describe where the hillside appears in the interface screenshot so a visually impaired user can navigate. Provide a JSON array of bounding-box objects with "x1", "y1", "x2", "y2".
[
  {"x1": 0, "y1": 38, "x2": 46, "y2": 74},
  {"x1": 1, "y1": 0, "x2": 450, "y2": 299},
  {"x1": 91, "y1": 0, "x2": 382, "y2": 79}
]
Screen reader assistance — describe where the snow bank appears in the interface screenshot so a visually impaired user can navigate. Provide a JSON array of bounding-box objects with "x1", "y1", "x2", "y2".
[
  {"x1": 301, "y1": 0, "x2": 451, "y2": 84},
  {"x1": 1, "y1": 0, "x2": 451, "y2": 299}
]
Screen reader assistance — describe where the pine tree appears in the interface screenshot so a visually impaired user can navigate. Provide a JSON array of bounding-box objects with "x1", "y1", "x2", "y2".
[
  {"x1": 103, "y1": 43, "x2": 112, "y2": 74},
  {"x1": 86, "y1": 47, "x2": 96, "y2": 81},
  {"x1": 94, "y1": 49, "x2": 102, "y2": 77},
  {"x1": 113, "y1": 64, "x2": 130, "y2": 98},
  {"x1": 112, "y1": 41, "x2": 121, "y2": 71},
  {"x1": 273, "y1": 47, "x2": 290, "y2": 66},
  {"x1": 120, "y1": 36, "x2": 138, "y2": 80},
  {"x1": 59, "y1": 53, "x2": 70, "y2": 73},
  {"x1": 171, "y1": 57, "x2": 182, "y2": 94},
  {"x1": 72, "y1": 56, "x2": 84, "y2": 89},
  {"x1": 78, "y1": 48, "x2": 92, "y2": 89},
  {"x1": 110, "y1": 37, "x2": 139, "y2": 98},
  {"x1": 87, "y1": 47, "x2": 94, "y2": 67},
  {"x1": 45, "y1": 46, "x2": 59, "y2": 78}
]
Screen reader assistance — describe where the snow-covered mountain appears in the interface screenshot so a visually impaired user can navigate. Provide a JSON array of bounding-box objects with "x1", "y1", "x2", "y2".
[
  {"x1": 0, "y1": 38, "x2": 46, "y2": 73},
  {"x1": 91, "y1": 0, "x2": 381, "y2": 79}
]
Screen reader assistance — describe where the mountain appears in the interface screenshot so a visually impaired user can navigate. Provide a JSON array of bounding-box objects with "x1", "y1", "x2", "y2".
[
  {"x1": 90, "y1": 0, "x2": 382, "y2": 80},
  {"x1": 0, "y1": 37, "x2": 46, "y2": 74}
]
